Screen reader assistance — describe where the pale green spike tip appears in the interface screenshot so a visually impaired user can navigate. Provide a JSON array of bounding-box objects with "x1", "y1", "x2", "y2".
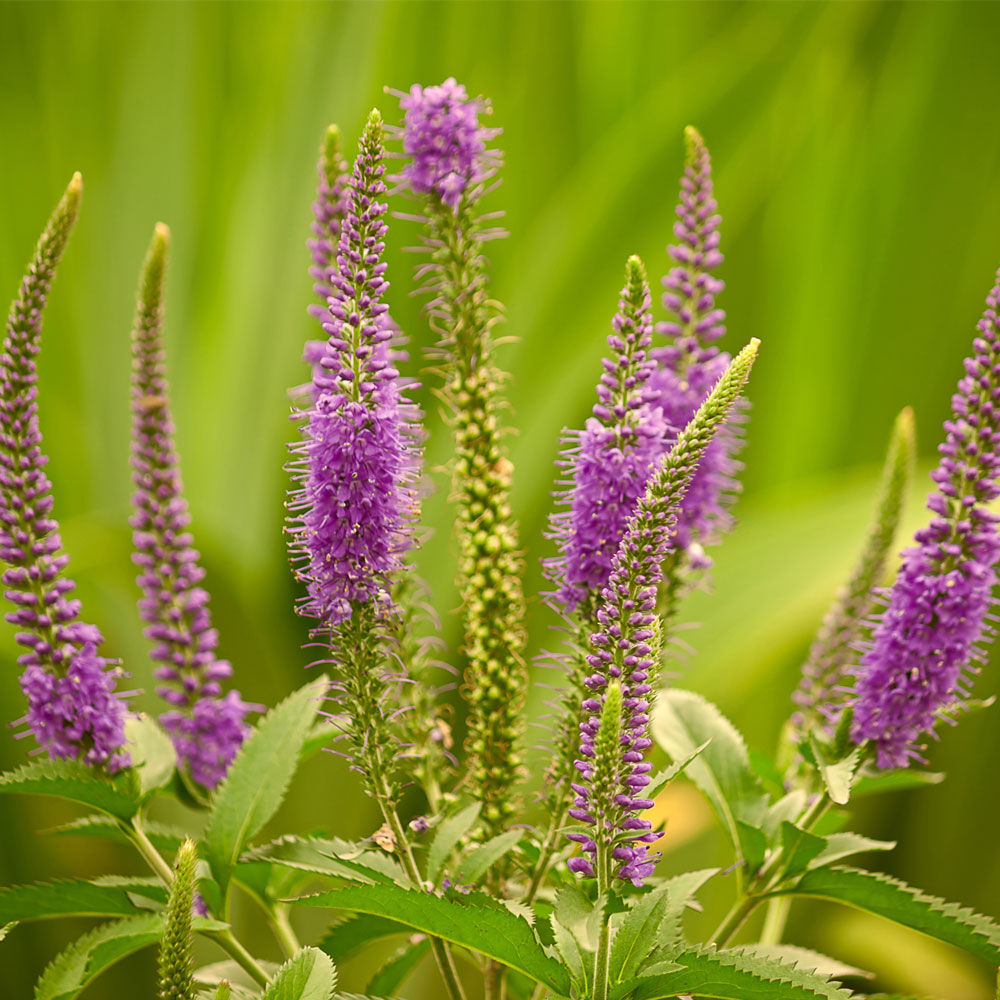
[
  {"x1": 625, "y1": 253, "x2": 647, "y2": 286},
  {"x1": 214, "y1": 981, "x2": 231, "y2": 1000},
  {"x1": 683, "y1": 125, "x2": 707, "y2": 166},
  {"x1": 67, "y1": 171, "x2": 83, "y2": 202},
  {"x1": 141, "y1": 222, "x2": 170, "y2": 305},
  {"x1": 323, "y1": 124, "x2": 341, "y2": 161},
  {"x1": 893, "y1": 405, "x2": 916, "y2": 454},
  {"x1": 366, "y1": 107, "x2": 383, "y2": 129}
]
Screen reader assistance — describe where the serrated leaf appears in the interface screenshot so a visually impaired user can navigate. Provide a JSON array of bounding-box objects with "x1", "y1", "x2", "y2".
[
  {"x1": 851, "y1": 770, "x2": 944, "y2": 797},
  {"x1": 0, "y1": 759, "x2": 139, "y2": 820},
  {"x1": 0, "y1": 921, "x2": 16, "y2": 941},
  {"x1": 644, "y1": 740, "x2": 712, "y2": 799},
  {"x1": 367, "y1": 936, "x2": 430, "y2": 995},
  {"x1": 647, "y1": 868, "x2": 720, "y2": 959},
  {"x1": 317, "y1": 913, "x2": 410, "y2": 962},
  {"x1": 455, "y1": 829, "x2": 522, "y2": 884},
  {"x1": 779, "y1": 822, "x2": 827, "y2": 879},
  {"x1": 736, "y1": 821, "x2": 768, "y2": 876},
  {"x1": 204, "y1": 677, "x2": 327, "y2": 896},
  {"x1": 739, "y1": 944, "x2": 871, "y2": 980},
  {"x1": 195, "y1": 958, "x2": 280, "y2": 998},
  {"x1": 748, "y1": 748, "x2": 787, "y2": 799},
  {"x1": 809, "y1": 833, "x2": 894, "y2": 870},
  {"x1": 616, "y1": 944, "x2": 855, "y2": 1000},
  {"x1": 610, "y1": 887, "x2": 670, "y2": 983},
  {"x1": 0, "y1": 877, "x2": 166, "y2": 923},
  {"x1": 762, "y1": 791, "x2": 809, "y2": 840},
  {"x1": 426, "y1": 802, "x2": 480, "y2": 882},
  {"x1": 781, "y1": 865, "x2": 1000, "y2": 964},
  {"x1": 651, "y1": 690, "x2": 767, "y2": 857},
  {"x1": 292, "y1": 881, "x2": 570, "y2": 993},
  {"x1": 808, "y1": 738, "x2": 860, "y2": 806},
  {"x1": 43, "y1": 814, "x2": 186, "y2": 852},
  {"x1": 124, "y1": 713, "x2": 176, "y2": 798},
  {"x1": 261, "y1": 947, "x2": 336, "y2": 1000}
]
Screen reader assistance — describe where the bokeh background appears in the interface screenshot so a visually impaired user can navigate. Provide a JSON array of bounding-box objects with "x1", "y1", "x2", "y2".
[{"x1": 2, "y1": 1, "x2": 1000, "y2": 997}]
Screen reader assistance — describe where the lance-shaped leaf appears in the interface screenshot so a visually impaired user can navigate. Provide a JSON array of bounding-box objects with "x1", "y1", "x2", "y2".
[
  {"x1": 43, "y1": 814, "x2": 185, "y2": 853},
  {"x1": 0, "y1": 759, "x2": 139, "y2": 820},
  {"x1": 776, "y1": 866, "x2": 1000, "y2": 965},
  {"x1": 317, "y1": 913, "x2": 410, "y2": 963},
  {"x1": 0, "y1": 877, "x2": 165, "y2": 923},
  {"x1": 261, "y1": 947, "x2": 336, "y2": 1000},
  {"x1": 291, "y1": 881, "x2": 570, "y2": 994},
  {"x1": 204, "y1": 676, "x2": 327, "y2": 895},
  {"x1": 367, "y1": 937, "x2": 431, "y2": 996},
  {"x1": 426, "y1": 802, "x2": 480, "y2": 882}
]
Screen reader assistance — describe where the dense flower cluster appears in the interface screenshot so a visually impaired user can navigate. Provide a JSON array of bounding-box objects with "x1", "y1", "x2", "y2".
[
  {"x1": 1, "y1": 174, "x2": 129, "y2": 771},
  {"x1": 567, "y1": 341, "x2": 758, "y2": 885},
  {"x1": 548, "y1": 257, "x2": 666, "y2": 613},
  {"x1": 398, "y1": 77, "x2": 498, "y2": 210},
  {"x1": 131, "y1": 224, "x2": 255, "y2": 788},
  {"x1": 288, "y1": 111, "x2": 419, "y2": 625},
  {"x1": 851, "y1": 272, "x2": 1000, "y2": 767},
  {"x1": 647, "y1": 126, "x2": 744, "y2": 558}
]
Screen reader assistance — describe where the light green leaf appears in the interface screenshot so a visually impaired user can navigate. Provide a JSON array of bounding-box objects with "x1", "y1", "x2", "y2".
[
  {"x1": 124, "y1": 713, "x2": 176, "y2": 798},
  {"x1": 426, "y1": 802, "x2": 480, "y2": 882},
  {"x1": 367, "y1": 936, "x2": 430, "y2": 995},
  {"x1": 292, "y1": 881, "x2": 570, "y2": 994},
  {"x1": 43, "y1": 814, "x2": 186, "y2": 853},
  {"x1": 0, "y1": 759, "x2": 139, "y2": 821},
  {"x1": 645, "y1": 740, "x2": 712, "y2": 799},
  {"x1": 0, "y1": 921, "x2": 16, "y2": 942},
  {"x1": 204, "y1": 676, "x2": 327, "y2": 895},
  {"x1": 651, "y1": 690, "x2": 767, "y2": 857},
  {"x1": 616, "y1": 944, "x2": 854, "y2": 1000},
  {"x1": 647, "y1": 868, "x2": 720, "y2": 958},
  {"x1": 781, "y1": 866, "x2": 1000, "y2": 964},
  {"x1": 455, "y1": 829, "x2": 522, "y2": 884},
  {"x1": 739, "y1": 944, "x2": 871, "y2": 980},
  {"x1": 851, "y1": 769, "x2": 944, "y2": 797},
  {"x1": 808, "y1": 738, "x2": 860, "y2": 806},
  {"x1": 550, "y1": 884, "x2": 601, "y2": 990},
  {"x1": 779, "y1": 822, "x2": 827, "y2": 879},
  {"x1": 809, "y1": 833, "x2": 895, "y2": 870},
  {"x1": 261, "y1": 947, "x2": 336, "y2": 1000},
  {"x1": 610, "y1": 886, "x2": 669, "y2": 983},
  {"x1": 0, "y1": 877, "x2": 166, "y2": 923}
]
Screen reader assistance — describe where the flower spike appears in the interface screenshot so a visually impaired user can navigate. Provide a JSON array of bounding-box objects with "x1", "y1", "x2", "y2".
[
  {"x1": 1, "y1": 174, "x2": 130, "y2": 771},
  {"x1": 568, "y1": 339, "x2": 759, "y2": 886},
  {"x1": 130, "y1": 223, "x2": 257, "y2": 789},
  {"x1": 156, "y1": 838, "x2": 197, "y2": 1000},
  {"x1": 791, "y1": 406, "x2": 915, "y2": 738},
  {"x1": 397, "y1": 80, "x2": 526, "y2": 838},
  {"x1": 850, "y1": 271, "x2": 1000, "y2": 767}
]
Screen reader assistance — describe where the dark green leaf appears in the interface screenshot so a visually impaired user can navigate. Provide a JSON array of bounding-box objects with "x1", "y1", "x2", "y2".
[
  {"x1": 426, "y1": 802, "x2": 480, "y2": 882},
  {"x1": 261, "y1": 947, "x2": 336, "y2": 1000},
  {"x1": 455, "y1": 829, "x2": 522, "y2": 884},
  {"x1": 781, "y1": 866, "x2": 1000, "y2": 964},
  {"x1": 651, "y1": 690, "x2": 767, "y2": 856},
  {"x1": 43, "y1": 814, "x2": 186, "y2": 853},
  {"x1": 367, "y1": 937, "x2": 430, "y2": 995},
  {"x1": 204, "y1": 677, "x2": 327, "y2": 896},
  {"x1": 736, "y1": 821, "x2": 768, "y2": 876},
  {"x1": 0, "y1": 759, "x2": 139, "y2": 821},
  {"x1": 0, "y1": 877, "x2": 165, "y2": 923},
  {"x1": 779, "y1": 822, "x2": 827, "y2": 879},
  {"x1": 292, "y1": 881, "x2": 570, "y2": 994},
  {"x1": 318, "y1": 913, "x2": 410, "y2": 963}
]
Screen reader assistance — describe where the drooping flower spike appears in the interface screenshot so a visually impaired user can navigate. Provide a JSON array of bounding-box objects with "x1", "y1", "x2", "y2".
[
  {"x1": 397, "y1": 79, "x2": 527, "y2": 839},
  {"x1": 850, "y1": 271, "x2": 1000, "y2": 768},
  {"x1": 288, "y1": 109, "x2": 420, "y2": 627},
  {"x1": 791, "y1": 406, "x2": 915, "y2": 739},
  {"x1": 568, "y1": 339, "x2": 759, "y2": 886},
  {"x1": 647, "y1": 126, "x2": 745, "y2": 566},
  {"x1": 0, "y1": 174, "x2": 130, "y2": 771},
  {"x1": 130, "y1": 224, "x2": 257, "y2": 789},
  {"x1": 547, "y1": 255, "x2": 667, "y2": 618}
]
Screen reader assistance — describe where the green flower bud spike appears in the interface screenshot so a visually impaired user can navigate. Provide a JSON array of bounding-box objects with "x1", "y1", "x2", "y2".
[{"x1": 157, "y1": 839, "x2": 197, "y2": 1000}]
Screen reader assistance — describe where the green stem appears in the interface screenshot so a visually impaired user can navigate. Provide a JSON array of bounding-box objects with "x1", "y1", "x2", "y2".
[
  {"x1": 203, "y1": 928, "x2": 271, "y2": 989},
  {"x1": 592, "y1": 844, "x2": 612, "y2": 1000},
  {"x1": 759, "y1": 896, "x2": 792, "y2": 945},
  {"x1": 523, "y1": 790, "x2": 568, "y2": 904},
  {"x1": 270, "y1": 904, "x2": 302, "y2": 959}
]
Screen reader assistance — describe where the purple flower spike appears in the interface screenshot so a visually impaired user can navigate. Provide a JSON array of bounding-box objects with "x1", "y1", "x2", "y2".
[
  {"x1": 130, "y1": 224, "x2": 256, "y2": 788},
  {"x1": 308, "y1": 125, "x2": 350, "y2": 330},
  {"x1": 398, "y1": 77, "x2": 499, "y2": 211},
  {"x1": 647, "y1": 127, "x2": 745, "y2": 562},
  {"x1": 288, "y1": 110, "x2": 420, "y2": 626},
  {"x1": 1, "y1": 174, "x2": 129, "y2": 771},
  {"x1": 850, "y1": 271, "x2": 1000, "y2": 768},
  {"x1": 547, "y1": 256, "x2": 667, "y2": 615}
]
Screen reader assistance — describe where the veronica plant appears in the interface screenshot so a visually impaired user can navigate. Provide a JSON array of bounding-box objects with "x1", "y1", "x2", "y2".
[{"x1": 2, "y1": 83, "x2": 1000, "y2": 1000}]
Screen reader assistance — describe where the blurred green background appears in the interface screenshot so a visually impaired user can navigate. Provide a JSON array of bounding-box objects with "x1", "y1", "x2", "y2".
[{"x1": 2, "y1": 1, "x2": 1000, "y2": 996}]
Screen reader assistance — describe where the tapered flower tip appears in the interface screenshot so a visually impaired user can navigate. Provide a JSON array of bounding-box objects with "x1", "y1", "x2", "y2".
[
  {"x1": 683, "y1": 126, "x2": 707, "y2": 163},
  {"x1": 894, "y1": 404, "x2": 916, "y2": 445},
  {"x1": 140, "y1": 223, "x2": 169, "y2": 308},
  {"x1": 323, "y1": 124, "x2": 342, "y2": 165},
  {"x1": 67, "y1": 171, "x2": 83, "y2": 199},
  {"x1": 366, "y1": 107, "x2": 384, "y2": 133},
  {"x1": 625, "y1": 253, "x2": 647, "y2": 287}
]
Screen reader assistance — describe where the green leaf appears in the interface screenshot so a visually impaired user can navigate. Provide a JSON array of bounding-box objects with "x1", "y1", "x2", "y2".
[
  {"x1": 851, "y1": 769, "x2": 945, "y2": 797},
  {"x1": 124, "y1": 713, "x2": 176, "y2": 798},
  {"x1": 204, "y1": 676, "x2": 327, "y2": 895},
  {"x1": 808, "y1": 738, "x2": 860, "y2": 806},
  {"x1": 644, "y1": 739, "x2": 712, "y2": 799},
  {"x1": 651, "y1": 690, "x2": 767, "y2": 857},
  {"x1": 35, "y1": 913, "x2": 164, "y2": 1000},
  {"x1": 550, "y1": 886, "x2": 602, "y2": 992},
  {"x1": 426, "y1": 802, "x2": 480, "y2": 882},
  {"x1": 809, "y1": 833, "x2": 895, "y2": 870},
  {"x1": 736, "y1": 821, "x2": 768, "y2": 876},
  {"x1": 781, "y1": 866, "x2": 1000, "y2": 964},
  {"x1": 292, "y1": 881, "x2": 570, "y2": 994},
  {"x1": 738, "y1": 944, "x2": 871, "y2": 980},
  {"x1": 367, "y1": 937, "x2": 430, "y2": 995},
  {"x1": 261, "y1": 947, "x2": 336, "y2": 1000},
  {"x1": 0, "y1": 922, "x2": 16, "y2": 942},
  {"x1": 43, "y1": 814, "x2": 186, "y2": 853},
  {"x1": 779, "y1": 822, "x2": 827, "y2": 879},
  {"x1": 455, "y1": 829, "x2": 522, "y2": 885},
  {"x1": 617, "y1": 944, "x2": 855, "y2": 1000},
  {"x1": 610, "y1": 887, "x2": 670, "y2": 983},
  {"x1": 0, "y1": 877, "x2": 166, "y2": 923},
  {"x1": 0, "y1": 759, "x2": 139, "y2": 821},
  {"x1": 317, "y1": 913, "x2": 410, "y2": 963},
  {"x1": 646, "y1": 868, "x2": 720, "y2": 960}
]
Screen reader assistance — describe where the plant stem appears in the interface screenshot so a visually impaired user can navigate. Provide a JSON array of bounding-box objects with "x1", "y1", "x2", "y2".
[
  {"x1": 203, "y1": 928, "x2": 271, "y2": 988},
  {"x1": 523, "y1": 793, "x2": 567, "y2": 904},
  {"x1": 759, "y1": 896, "x2": 792, "y2": 945},
  {"x1": 592, "y1": 844, "x2": 612, "y2": 1000},
  {"x1": 270, "y1": 903, "x2": 302, "y2": 958}
]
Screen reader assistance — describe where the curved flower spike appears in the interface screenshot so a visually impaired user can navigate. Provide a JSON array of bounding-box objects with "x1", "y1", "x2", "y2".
[
  {"x1": 1, "y1": 174, "x2": 130, "y2": 771},
  {"x1": 130, "y1": 223, "x2": 256, "y2": 789},
  {"x1": 851, "y1": 271, "x2": 1000, "y2": 768}
]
